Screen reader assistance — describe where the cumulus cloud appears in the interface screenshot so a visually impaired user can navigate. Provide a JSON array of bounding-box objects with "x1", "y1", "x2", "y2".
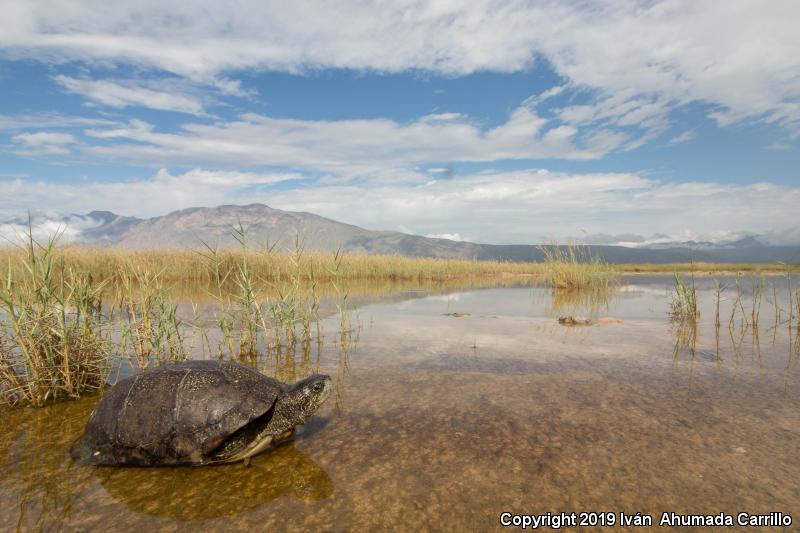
[
  {"x1": 2, "y1": 167, "x2": 798, "y2": 246},
  {"x1": 1, "y1": 1, "x2": 799, "y2": 136},
  {"x1": 54, "y1": 75, "x2": 208, "y2": 115}
]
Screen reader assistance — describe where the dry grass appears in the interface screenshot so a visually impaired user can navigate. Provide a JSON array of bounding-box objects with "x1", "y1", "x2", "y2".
[
  {"x1": 616, "y1": 262, "x2": 800, "y2": 274},
  {"x1": 0, "y1": 246, "x2": 551, "y2": 285},
  {"x1": 537, "y1": 244, "x2": 617, "y2": 290},
  {"x1": 0, "y1": 247, "x2": 794, "y2": 286}
]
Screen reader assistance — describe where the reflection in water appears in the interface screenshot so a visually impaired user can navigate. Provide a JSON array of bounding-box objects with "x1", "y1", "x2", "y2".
[
  {"x1": 671, "y1": 320, "x2": 699, "y2": 361},
  {"x1": 333, "y1": 319, "x2": 359, "y2": 411},
  {"x1": 543, "y1": 284, "x2": 617, "y2": 318},
  {"x1": 96, "y1": 443, "x2": 333, "y2": 520},
  {"x1": 248, "y1": 317, "x2": 358, "y2": 411}
]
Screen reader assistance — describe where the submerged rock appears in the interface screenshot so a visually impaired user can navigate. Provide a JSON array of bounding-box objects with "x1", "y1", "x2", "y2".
[
  {"x1": 558, "y1": 316, "x2": 593, "y2": 326},
  {"x1": 558, "y1": 316, "x2": 624, "y2": 326}
]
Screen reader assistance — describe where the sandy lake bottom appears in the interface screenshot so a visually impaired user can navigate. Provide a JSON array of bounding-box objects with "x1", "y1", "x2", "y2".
[{"x1": 1, "y1": 276, "x2": 798, "y2": 532}]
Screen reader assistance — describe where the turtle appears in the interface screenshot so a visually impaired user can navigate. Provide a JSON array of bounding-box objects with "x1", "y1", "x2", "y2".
[{"x1": 70, "y1": 360, "x2": 332, "y2": 466}]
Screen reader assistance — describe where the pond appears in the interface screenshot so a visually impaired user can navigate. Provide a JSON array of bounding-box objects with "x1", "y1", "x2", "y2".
[{"x1": 1, "y1": 276, "x2": 798, "y2": 531}]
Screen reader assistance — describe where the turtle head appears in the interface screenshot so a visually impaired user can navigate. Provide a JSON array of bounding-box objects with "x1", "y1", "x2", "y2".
[{"x1": 282, "y1": 374, "x2": 332, "y2": 424}]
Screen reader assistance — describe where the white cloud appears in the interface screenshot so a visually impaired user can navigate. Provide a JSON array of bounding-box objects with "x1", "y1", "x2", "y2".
[
  {"x1": 75, "y1": 103, "x2": 621, "y2": 170},
  {"x1": 0, "y1": 168, "x2": 299, "y2": 218},
  {"x1": 264, "y1": 171, "x2": 800, "y2": 245},
  {"x1": 581, "y1": 230, "x2": 759, "y2": 248},
  {"x1": 11, "y1": 131, "x2": 77, "y2": 155},
  {"x1": 665, "y1": 130, "x2": 696, "y2": 146},
  {"x1": 426, "y1": 233, "x2": 467, "y2": 242},
  {"x1": 1, "y1": 1, "x2": 798, "y2": 136},
  {"x1": 765, "y1": 142, "x2": 791, "y2": 151},
  {"x1": 12, "y1": 132, "x2": 76, "y2": 145},
  {"x1": 0, "y1": 213, "x2": 107, "y2": 245},
  {"x1": 2, "y1": 167, "x2": 798, "y2": 246},
  {"x1": 0, "y1": 112, "x2": 118, "y2": 131},
  {"x1": 54, "y1": 75, "x2": 207, "y2": 115}
]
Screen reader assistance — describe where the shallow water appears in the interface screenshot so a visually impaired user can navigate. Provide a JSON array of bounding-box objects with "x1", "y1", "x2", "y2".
[{"x1": 1, "y1": 276, "x2": 799, "y2": 532}]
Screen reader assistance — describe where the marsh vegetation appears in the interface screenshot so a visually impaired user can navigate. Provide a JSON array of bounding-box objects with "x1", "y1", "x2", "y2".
[
  {"x1": 0, "y1": 227, "x2": 358, "y2": 406},
  {"x1": 669, "y1": 267, "x2": 798, "y2": 368},
  {"x1": 538, "y1": 243, "x2": 618, "y2": 290},
  {"x1": 1, "y1": 228, "x2": 798, "y2": 407}
]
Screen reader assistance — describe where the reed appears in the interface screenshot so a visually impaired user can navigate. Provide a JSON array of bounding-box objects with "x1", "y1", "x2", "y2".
[
  {"x1": 796, "y1": 289, "x2": 799, "y2": 331},
  {"x1": 537, "y1": 243, "x2": 617, "y2": 290},
  {"x1": 229, "y1": 222, "x2": 265, "y2": 358},
  {"x1": 713, "y1": 279, "x2": 726, "y2": 329},
  {"x1": 328, "y1": 248, "x2": 352, "y2": 343},
  {"x1": 751, "y1": 276, "x2": 764, "y2": 328},
  {"x1": 0, "y1": 230, "x2": 109, "y2": 406},
  {"x1": 788, "y1": 269, "x2": 795, "y2": 327},
  {"x1": 0, "y1": 246, "x2": 553, "y2": 285},
  {"x1": 729, "y1": 273, "x2": 743, "y2": 329},
  {"x1": 616, "y1": 262, "x2": 800, "y2": 274},
  {"x1": 669, "y1": 271, "x2": 699, "y2": 324},
  {"x1": 672, "y1": 319, "x2": 698, "y2": 361},
  {"x1": 116, "y1": 267, "x2": 187, "y2": 372}
]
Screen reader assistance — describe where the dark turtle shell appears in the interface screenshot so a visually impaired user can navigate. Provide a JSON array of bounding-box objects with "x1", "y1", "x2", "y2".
[{"x1": 71, "y1": 360, "x2": 283, "y2": 466}]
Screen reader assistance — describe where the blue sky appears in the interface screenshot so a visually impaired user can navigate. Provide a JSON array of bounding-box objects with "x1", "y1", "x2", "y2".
[{"x1": 0, "y1": 1, "x2": 798, "y2": 245}]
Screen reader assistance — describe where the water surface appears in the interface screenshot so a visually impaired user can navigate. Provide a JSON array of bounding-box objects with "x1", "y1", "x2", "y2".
[{"x1": 1, "y1": 276, "x2": 798, "y2": 531}]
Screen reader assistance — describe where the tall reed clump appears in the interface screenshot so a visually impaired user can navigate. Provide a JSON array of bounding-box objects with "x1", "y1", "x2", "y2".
[
  {"x1": 197, "y1": 229, "x2": 266, "y2": 359},
  {"x1": 117, "y1": 267, "x2": 187, "y2": 372},
  {"x1": 669, "y1": 271, "x2": 699, "y2": 324},
  {"x1": 198, "y1": 227, "x2": 324, "y2": 358},
  {"x1": 0, "y1": 230, "x2": 109, "y2": 406},
  {"x1": 537, "y1": 243, "x2": 617, "y2": 290}
]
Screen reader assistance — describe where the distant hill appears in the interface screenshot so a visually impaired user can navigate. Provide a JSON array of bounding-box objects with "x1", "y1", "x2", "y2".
[{"x1": 7, "y1": 204, "x2": 800, "y2": 264}]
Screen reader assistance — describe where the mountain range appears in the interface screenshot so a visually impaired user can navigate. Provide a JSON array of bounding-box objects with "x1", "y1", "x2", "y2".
[{"x1": 4, "y1": 204, "x2": 800, "y2": 264}]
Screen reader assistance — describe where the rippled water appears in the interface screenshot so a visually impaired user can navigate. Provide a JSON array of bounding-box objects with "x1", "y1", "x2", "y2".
[{"x1": 1, "y1": 276, "x2": 798, "y2": 532}]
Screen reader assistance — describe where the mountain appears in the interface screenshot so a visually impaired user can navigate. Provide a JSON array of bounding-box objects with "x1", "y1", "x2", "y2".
[
  {"x1": 79, "y1": 204, "x2": 488, "y2": 258},
  {"x1": 5, "y1": 204, "x2": 800, "y2": 263}
]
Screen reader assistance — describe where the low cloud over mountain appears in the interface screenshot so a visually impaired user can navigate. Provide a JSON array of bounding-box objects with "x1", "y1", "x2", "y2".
[{"x1": 3, "y1": 204, "x2": 798, "y2": 264}]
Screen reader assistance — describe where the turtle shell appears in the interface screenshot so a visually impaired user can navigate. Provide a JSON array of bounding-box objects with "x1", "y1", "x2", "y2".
[{"x1": 72, "y1": 360, "x2": 283, "y2": 465}]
